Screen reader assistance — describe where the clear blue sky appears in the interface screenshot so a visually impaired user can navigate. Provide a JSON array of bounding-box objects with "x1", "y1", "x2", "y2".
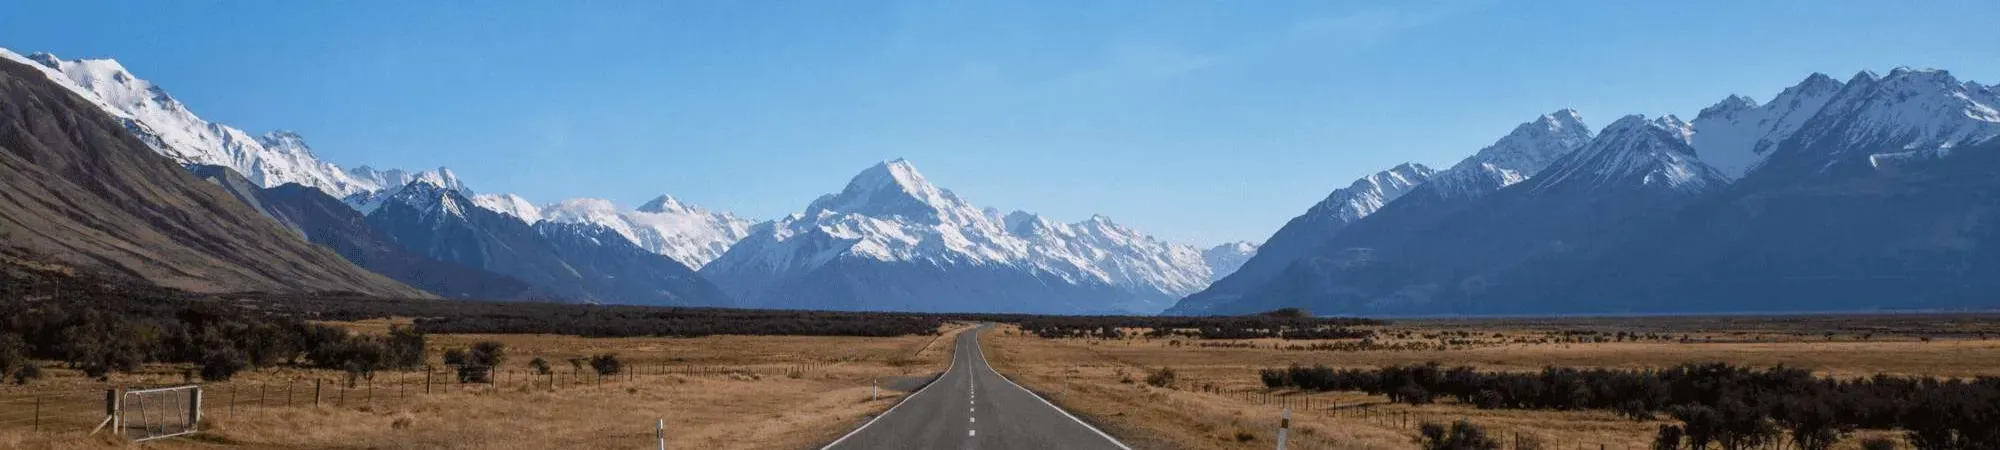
[{"x1": 4, "y1": 1, "x2": 1997, "y2": 246}]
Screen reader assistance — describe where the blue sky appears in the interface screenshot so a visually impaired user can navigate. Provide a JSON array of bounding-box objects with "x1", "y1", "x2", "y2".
[{"x1": 4, "y1": 1, "x2": 1997, "y2": 246}]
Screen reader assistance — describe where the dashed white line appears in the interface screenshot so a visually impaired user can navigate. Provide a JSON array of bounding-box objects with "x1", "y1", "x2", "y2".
[{"x1": 969, "y1": 430, "x2": 977, "y2": 437}]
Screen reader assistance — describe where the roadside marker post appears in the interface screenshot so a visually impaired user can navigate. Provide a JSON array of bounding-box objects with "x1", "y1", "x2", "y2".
[
  {"x1": 1276, "y1": 408, "x2": 1290, "y2": 450},
  {"x1": 656, "y1": 418, "x2": 666, "y2": 450}
]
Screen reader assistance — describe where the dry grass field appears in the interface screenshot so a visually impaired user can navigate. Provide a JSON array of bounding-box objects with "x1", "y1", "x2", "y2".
[
  {"x1": 982, "y1": 315, "x2": 2000, "y2": 450},
  {"x1": 0, "y1": 320, "x2": 974, "y2": 450}
]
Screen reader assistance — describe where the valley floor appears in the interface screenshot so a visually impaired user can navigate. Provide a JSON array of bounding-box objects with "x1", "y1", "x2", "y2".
[
  {"x1": 0, "y1": 320, "x2": 973, "y2": 450},
  {"x1": 980, "y1": 314, "x2": 2000, "y2": 449}
]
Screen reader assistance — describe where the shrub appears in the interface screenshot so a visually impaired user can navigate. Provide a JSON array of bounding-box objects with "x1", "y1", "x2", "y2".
[
  {"x1": 12, "y1": 364, "x2": 41, "y2": 385},
  {"x1": 1654, "y1": 425, "x2": 1684, "y2": 450},
  {"x1": 385, "y1": 326, "x2": 426, "y2": 370},
  {"x1": 1418, "y1": 420, "x2": 1500, "y2": 450},
  {"x1": 200, "y1": 348, "x2": 247, "y2": 381},
  {"x1": 0, "y1": 334, "x2": 24, "y2": 378},
  {"x1": 529, "y1": 357, "x2": 551, "y2": 375},
  {"x1": 589, "y1": 353, "x2": 621, "y2": 376},
  {"x1": 442, "y1": 348, "x2": 469, "y2": 366},
  {"x1": 1144, "y1": 367, "x2": 1177, "y2": 388},
  {"x1": 469, "y1": 341, "x2": 506, "y2": 368}
]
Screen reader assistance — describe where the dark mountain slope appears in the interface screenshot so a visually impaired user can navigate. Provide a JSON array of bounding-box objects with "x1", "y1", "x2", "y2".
[{"x1": 0, "y1": 57, "x2": 424, "y2": 296}]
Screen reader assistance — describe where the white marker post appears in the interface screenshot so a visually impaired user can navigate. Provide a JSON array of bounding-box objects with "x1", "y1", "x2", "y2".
[
  {"x1": 1275, "y1": 408, "x2": 1290, "y2": 450},
  {"x1": 656, "y1": 419, "x2": 665, "y2": 450},
  {"x1": 872, "y1": 378, "x2": 879, "y2": 401}
]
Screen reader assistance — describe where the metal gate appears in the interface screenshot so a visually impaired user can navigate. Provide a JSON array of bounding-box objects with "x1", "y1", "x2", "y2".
[{"x1": 106, "y1": 385, "x2": 202, "y2": 442}]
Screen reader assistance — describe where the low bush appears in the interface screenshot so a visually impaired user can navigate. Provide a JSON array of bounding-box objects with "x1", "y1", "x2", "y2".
[
  {"x1": 1144, "y1": 367, "x2": 1177, "y2": 388},
  {"x1": 1418, "y1": 420, "x2": 1500, "y2": 450},
  {"x1": 589, "y1": 353, "x2": 621, "y2": 376}
]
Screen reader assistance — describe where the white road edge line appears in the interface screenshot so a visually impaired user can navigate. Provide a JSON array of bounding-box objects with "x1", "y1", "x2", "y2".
[
  {"x1": 971, "y1": 325, "x2": 1136, "y2": 450},
  {"x1": 817, "y1": 327, "x2": 964, "y2": 450}
]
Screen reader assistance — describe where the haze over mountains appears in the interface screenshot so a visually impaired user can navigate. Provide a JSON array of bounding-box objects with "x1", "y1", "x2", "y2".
[{"x1": 5, "y1": 44, "x2": 1999, "y2": 315}]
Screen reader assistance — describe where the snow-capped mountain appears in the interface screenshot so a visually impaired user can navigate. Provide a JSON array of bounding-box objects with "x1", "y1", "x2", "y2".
[
  {"x1": 1200, "y1": 112, "x2": 1720, "y2": 315},
  {"x1": 341, "y1": 167, "x2": 470, "y2": 213},
  {"x1": 536, "y1": 195, "x2": 754, "y2": 268},
  {"x1": 1179, "y1": 110, "x2": 1599, "y2": 314},
  {"x1": 0, "y1": 48, "x2": 385, "y2": 198},
  {"x1": 1690, "y1": 73, "x2": 1844, "y2": 179},
  {"x1": 1002, "y1": 212, "x2": 1216, "y2": 298},
  {"x1": 1165, "y1": 163, "x2": 1434, "y2": 314},
  {"x1": 702, "y1": 159, "x2": 1226, "y2": 314},
  {"x1": 365, "y1": 180, "x2": 731, "y2": 306},
  {"x1": 1781, "y1": 68, "x2": 2000, "y2": 172},
  {"x1": 1201, "y1": 242, "x2": 1259, "y2": 282},
  {"x1": 1426, "y1": 109, "x2": 1594, "y2": 198},
  {"x1": 1528, "y1": 114, "x2": 1725, "y2": 194},
  {"x1": 470, "y1": 193, "x2": 544, "y2": 224}
]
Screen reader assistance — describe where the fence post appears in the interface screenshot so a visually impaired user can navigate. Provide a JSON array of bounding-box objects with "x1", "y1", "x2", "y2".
[
  {"x1": 32, "y1": 395, "x2": 40, "y2": 432},
  {"x1": 189, "y1": 387, "x2": 203, "y2": 429},
  {"x1": 314, "y1": 379, "x2": 322, "y2": 407},
  {"x1": 1276, "y1": 408, "x2": 1290, "y2": 450},
  {"x1": 229, "y1": 385, "x2": 236, "y2": 419}
]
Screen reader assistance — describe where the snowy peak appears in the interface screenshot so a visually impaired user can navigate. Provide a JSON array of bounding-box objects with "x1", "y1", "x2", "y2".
[
  {"x1": 706, "y1": 158, "x2": 1228, "y2": 312},
  {"x1": 1691, "y1": 72, "x2": 1846, "y2": 179},
  {"x1": 1534, "y1": 114, "x2": 1723, "y2": 193},
  {"x1": 2, "y1": 48, "x2": 377, "y2": 198},
  {"x1": 637, "y1": 194, "x2": 695, "y2": 214},
  {"x1": 1202, "y1": 241, "x2": 1259, "y2": 282},
  {"x1": 540, "y1": 196, "x2": 752, "y2": 269},
  {"x1": 1425, "y1": 109, "x2": 1595, "y2": 198},
  {"x1": 1305, "y1": 163, "x2": 1435, "y2": 223},
  {"x1": 1790, "y1": 67, "x2": 2000, "y2": 168},
  {"x1": 346, "y1": 166, "x2": 468, "y2": 194},
  {"x1": 382, "y1": 179, "x2": 475, "y2": 220},
  {"x1": 470, "y1": 193, "x2": 543, "y2": 224},
  {"x1": 807, "y1": 159, "x2": 962, "y2": 222}
]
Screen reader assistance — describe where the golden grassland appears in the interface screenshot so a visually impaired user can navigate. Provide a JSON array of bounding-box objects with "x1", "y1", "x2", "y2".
[
  {"x1": 0, "y1": 320, "x2": 975, "y2": 450},
  {"x1": 981, "y1": 317, "x2": 2000, "y2": 450}
]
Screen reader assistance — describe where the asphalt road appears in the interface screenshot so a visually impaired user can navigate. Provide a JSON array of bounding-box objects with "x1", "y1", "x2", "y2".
[{"x1": 822, "y1": 325, "x2": 1132, "y2": 450}]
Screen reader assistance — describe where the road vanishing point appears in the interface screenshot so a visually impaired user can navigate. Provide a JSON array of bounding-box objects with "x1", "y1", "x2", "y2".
[{"x1": 821, "y1": 324, "x2": 1132, "y2": 450}]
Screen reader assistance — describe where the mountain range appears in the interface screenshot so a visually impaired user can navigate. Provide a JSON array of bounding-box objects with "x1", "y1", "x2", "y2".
[
  {"x1": 0, "y1": 47, "x2": 1241, "y2": 313},
  {"x1": 9, "y1": 43, "x2": 1999, "y2": 316},
  {"x1": 1175, "y1": 68, "x2": 2000, "y2": 316},
  {"x1": 699, "y1": 159, "x2": 1246, "y2": 314}
]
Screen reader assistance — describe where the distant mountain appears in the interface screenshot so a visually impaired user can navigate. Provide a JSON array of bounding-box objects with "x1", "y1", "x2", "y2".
[
  {"x1": 1565, "y1": 68, "x2": 2000, "y2": 313},
  {"x1": 702, "y1": 159, "x2": 1222, "y2": 314},
  {"x1": 470, "y1": 193, "x2": 543, "y2": 224},
  {"x1": 365, "y1": 180, "x2": 731, "y2": 306},
  {"x1": 1168, "y1": 163, "x2": 1434, "y2": 314},
  {"x1": 186, "y1": 165, "x2": 546, "y2": 300},
  {"x1": 342, "y1": 167, "x2": 468, "y2": 213},
  {"x1": 1219, "y1": 114, "x2": 1724, "y2": 315},
  {"x1": 1185, "y1": 68, "x2": 2000, "y2": 316},
  {"x1": 1202, "y1": 241, "x2": 1259, "y2": 282},
  {"x1": 1, "y1": 48, "x2": 390, "y2": 198},
  {"x1": 1171, "y1": 110, "x2": 1592, "y2": 315},
  {"x1": 540, "y1": 195, "x2": 753, "y2": 269},
  {"x1": 0, "y1": 56, "x2": 424, "y2": 296}
]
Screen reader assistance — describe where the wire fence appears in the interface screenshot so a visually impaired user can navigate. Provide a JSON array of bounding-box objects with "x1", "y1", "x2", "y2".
[{"x1": 0, "y1": 360, "x2": 833, "y2": 439}]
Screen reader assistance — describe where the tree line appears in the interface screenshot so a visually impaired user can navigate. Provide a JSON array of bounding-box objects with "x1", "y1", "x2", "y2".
[
  {"x1": 1259, "y1": 362, "x2": 1998, "y2": 449},
  {"x1": 1016, "y1": 308, "x2": 1381, "y2": 340}
]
